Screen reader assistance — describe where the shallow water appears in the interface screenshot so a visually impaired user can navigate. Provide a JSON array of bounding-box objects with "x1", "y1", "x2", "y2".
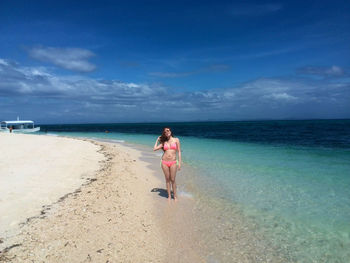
[{"x1": 39, "y1": 120, "x2": 350, "y2": 262}]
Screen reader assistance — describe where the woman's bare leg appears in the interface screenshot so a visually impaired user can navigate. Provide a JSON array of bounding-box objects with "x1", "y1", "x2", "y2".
[
  {"x1": 161, "y1": 163, "x2": 171, "y2": 200},
  {"x1": 170, "y1": 164, "x2": 178, "y2": 201}
]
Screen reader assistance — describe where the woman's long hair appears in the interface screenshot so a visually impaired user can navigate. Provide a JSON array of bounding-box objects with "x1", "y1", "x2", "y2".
[{"x1": 159, "y1": 127, "x2": 174, "y2": 145}]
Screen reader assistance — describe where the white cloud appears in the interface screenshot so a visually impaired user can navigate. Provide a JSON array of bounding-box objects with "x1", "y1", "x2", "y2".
[
  {"x1": 326, "y1": 66, "x2": 344, "y2": 76},
  {"x1": 0, "y1": 58, "x2": 163, "y2": 101},
  {"x1": 28, "y1": 47, "x2": 96, "y2": 72},
  {"x1": 0, "y1": 58, "x2": 9, "y2": 66},
  {"x1": 263, "y1": 92, "x2": 298, "y2": 101}
]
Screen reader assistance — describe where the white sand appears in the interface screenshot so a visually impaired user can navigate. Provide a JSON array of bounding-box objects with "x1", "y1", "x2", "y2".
[
  {"x1": 0, "y1": 133, "x2": 172, "y2": 262},
  {"x1": 0, "y1": 133, "x2": 103, "y2": 245}
]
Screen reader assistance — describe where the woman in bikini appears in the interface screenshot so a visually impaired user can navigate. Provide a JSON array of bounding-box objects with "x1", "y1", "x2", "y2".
[{"x1": 153, "y1": 127, "x2": 181, "y2": 201}]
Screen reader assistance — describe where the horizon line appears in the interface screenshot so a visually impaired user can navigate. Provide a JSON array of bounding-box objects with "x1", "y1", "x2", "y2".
[{"x1": 37, "y1": 118, "x2": 350, "y2": 126}]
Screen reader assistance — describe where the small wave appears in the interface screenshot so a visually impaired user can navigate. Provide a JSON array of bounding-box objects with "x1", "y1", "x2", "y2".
[
  {"x1": 178, "y1": 190, "x2": 193, "y2": 199},
  {"x1": 91, "y1": 138, "x2": 125, "y2": 144},
  {"x1": 110, "y1": 139, "x2": 125, "y2": 143},
  {"x1": 46, "y1": 133, "x2": 59, "y2": 137}
]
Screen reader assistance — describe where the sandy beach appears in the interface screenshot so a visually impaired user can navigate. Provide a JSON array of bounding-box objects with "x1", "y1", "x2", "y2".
[
  {"x1": 0, "y1": 133, "x2": 169, "y2": 262},
  {"x1": 0, "y1": 133, "x2": 204, "y2": 262}
]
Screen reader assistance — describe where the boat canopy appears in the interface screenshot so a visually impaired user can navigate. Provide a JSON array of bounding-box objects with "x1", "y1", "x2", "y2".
[{"x1": 1, "y1": 120, "x2": 34, "y2": 125}]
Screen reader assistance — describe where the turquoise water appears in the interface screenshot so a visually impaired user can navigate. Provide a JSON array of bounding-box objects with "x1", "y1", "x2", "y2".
[
  {"x1": 41, "y1": 128, "x2": 350, "y2": 261},
  {"x1": 180, "y1": 137, "x2": 350, "y2": 261}
]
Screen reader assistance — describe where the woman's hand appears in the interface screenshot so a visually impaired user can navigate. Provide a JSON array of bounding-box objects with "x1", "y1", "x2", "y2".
[
  {"x1": 177, "y1": 162, "x2": 181, "y2": 171},
  {"x1": 153, "y1": 136, "x2": 163, "y2": 151}
]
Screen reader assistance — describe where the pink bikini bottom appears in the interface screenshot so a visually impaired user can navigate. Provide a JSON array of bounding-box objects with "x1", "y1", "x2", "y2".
[{"x1": 161, "y1": 160, "x2": 178, "y2": 167}]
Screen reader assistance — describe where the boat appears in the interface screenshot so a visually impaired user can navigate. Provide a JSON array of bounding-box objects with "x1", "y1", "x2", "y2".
[{"x1": 0, "y1": 117, "x2": 40, "y2": 133}]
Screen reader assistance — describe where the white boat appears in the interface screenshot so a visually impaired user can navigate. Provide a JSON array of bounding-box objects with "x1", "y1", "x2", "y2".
[{"x1": 0, "y1": 118, "x2": 40, "y2": 133}]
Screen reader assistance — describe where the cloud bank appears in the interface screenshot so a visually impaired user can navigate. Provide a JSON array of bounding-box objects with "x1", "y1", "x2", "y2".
[{"x1": 0, "y1": 58, "x2": 349, "y2": 123}]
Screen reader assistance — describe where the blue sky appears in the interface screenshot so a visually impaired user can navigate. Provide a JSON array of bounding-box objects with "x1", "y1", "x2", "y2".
[{"x1": 0, "y1": 0, "x2": 349, "y2": 123}]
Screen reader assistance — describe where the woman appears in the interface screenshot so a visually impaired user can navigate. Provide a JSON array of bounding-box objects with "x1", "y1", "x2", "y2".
[{"x1": 153, "y1": 127, "x2": 181, "y2": 201}]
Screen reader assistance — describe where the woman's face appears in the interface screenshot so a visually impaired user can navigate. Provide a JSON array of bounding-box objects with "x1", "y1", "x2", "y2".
[{"x1": 164, "y1": 128, "x2": 172, "y2": 138}]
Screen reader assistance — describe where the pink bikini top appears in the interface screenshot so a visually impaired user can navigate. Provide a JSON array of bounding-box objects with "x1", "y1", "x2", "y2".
[{"x1": 163, "y1": 142, "x2": 177, "y2": 151}]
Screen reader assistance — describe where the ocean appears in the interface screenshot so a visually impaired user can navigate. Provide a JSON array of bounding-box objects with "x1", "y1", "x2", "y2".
[{"x1": 39, "y1": 119, "x2": 350, "y2": 262}]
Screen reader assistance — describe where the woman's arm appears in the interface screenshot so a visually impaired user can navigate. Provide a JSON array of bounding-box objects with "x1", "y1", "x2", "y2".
[
  {"x1": 177, "y1": 138, "x2": 182, "y2": 170},
  {"x1": 153, "y1": 136, "x2": 163, "y2": 151}
]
